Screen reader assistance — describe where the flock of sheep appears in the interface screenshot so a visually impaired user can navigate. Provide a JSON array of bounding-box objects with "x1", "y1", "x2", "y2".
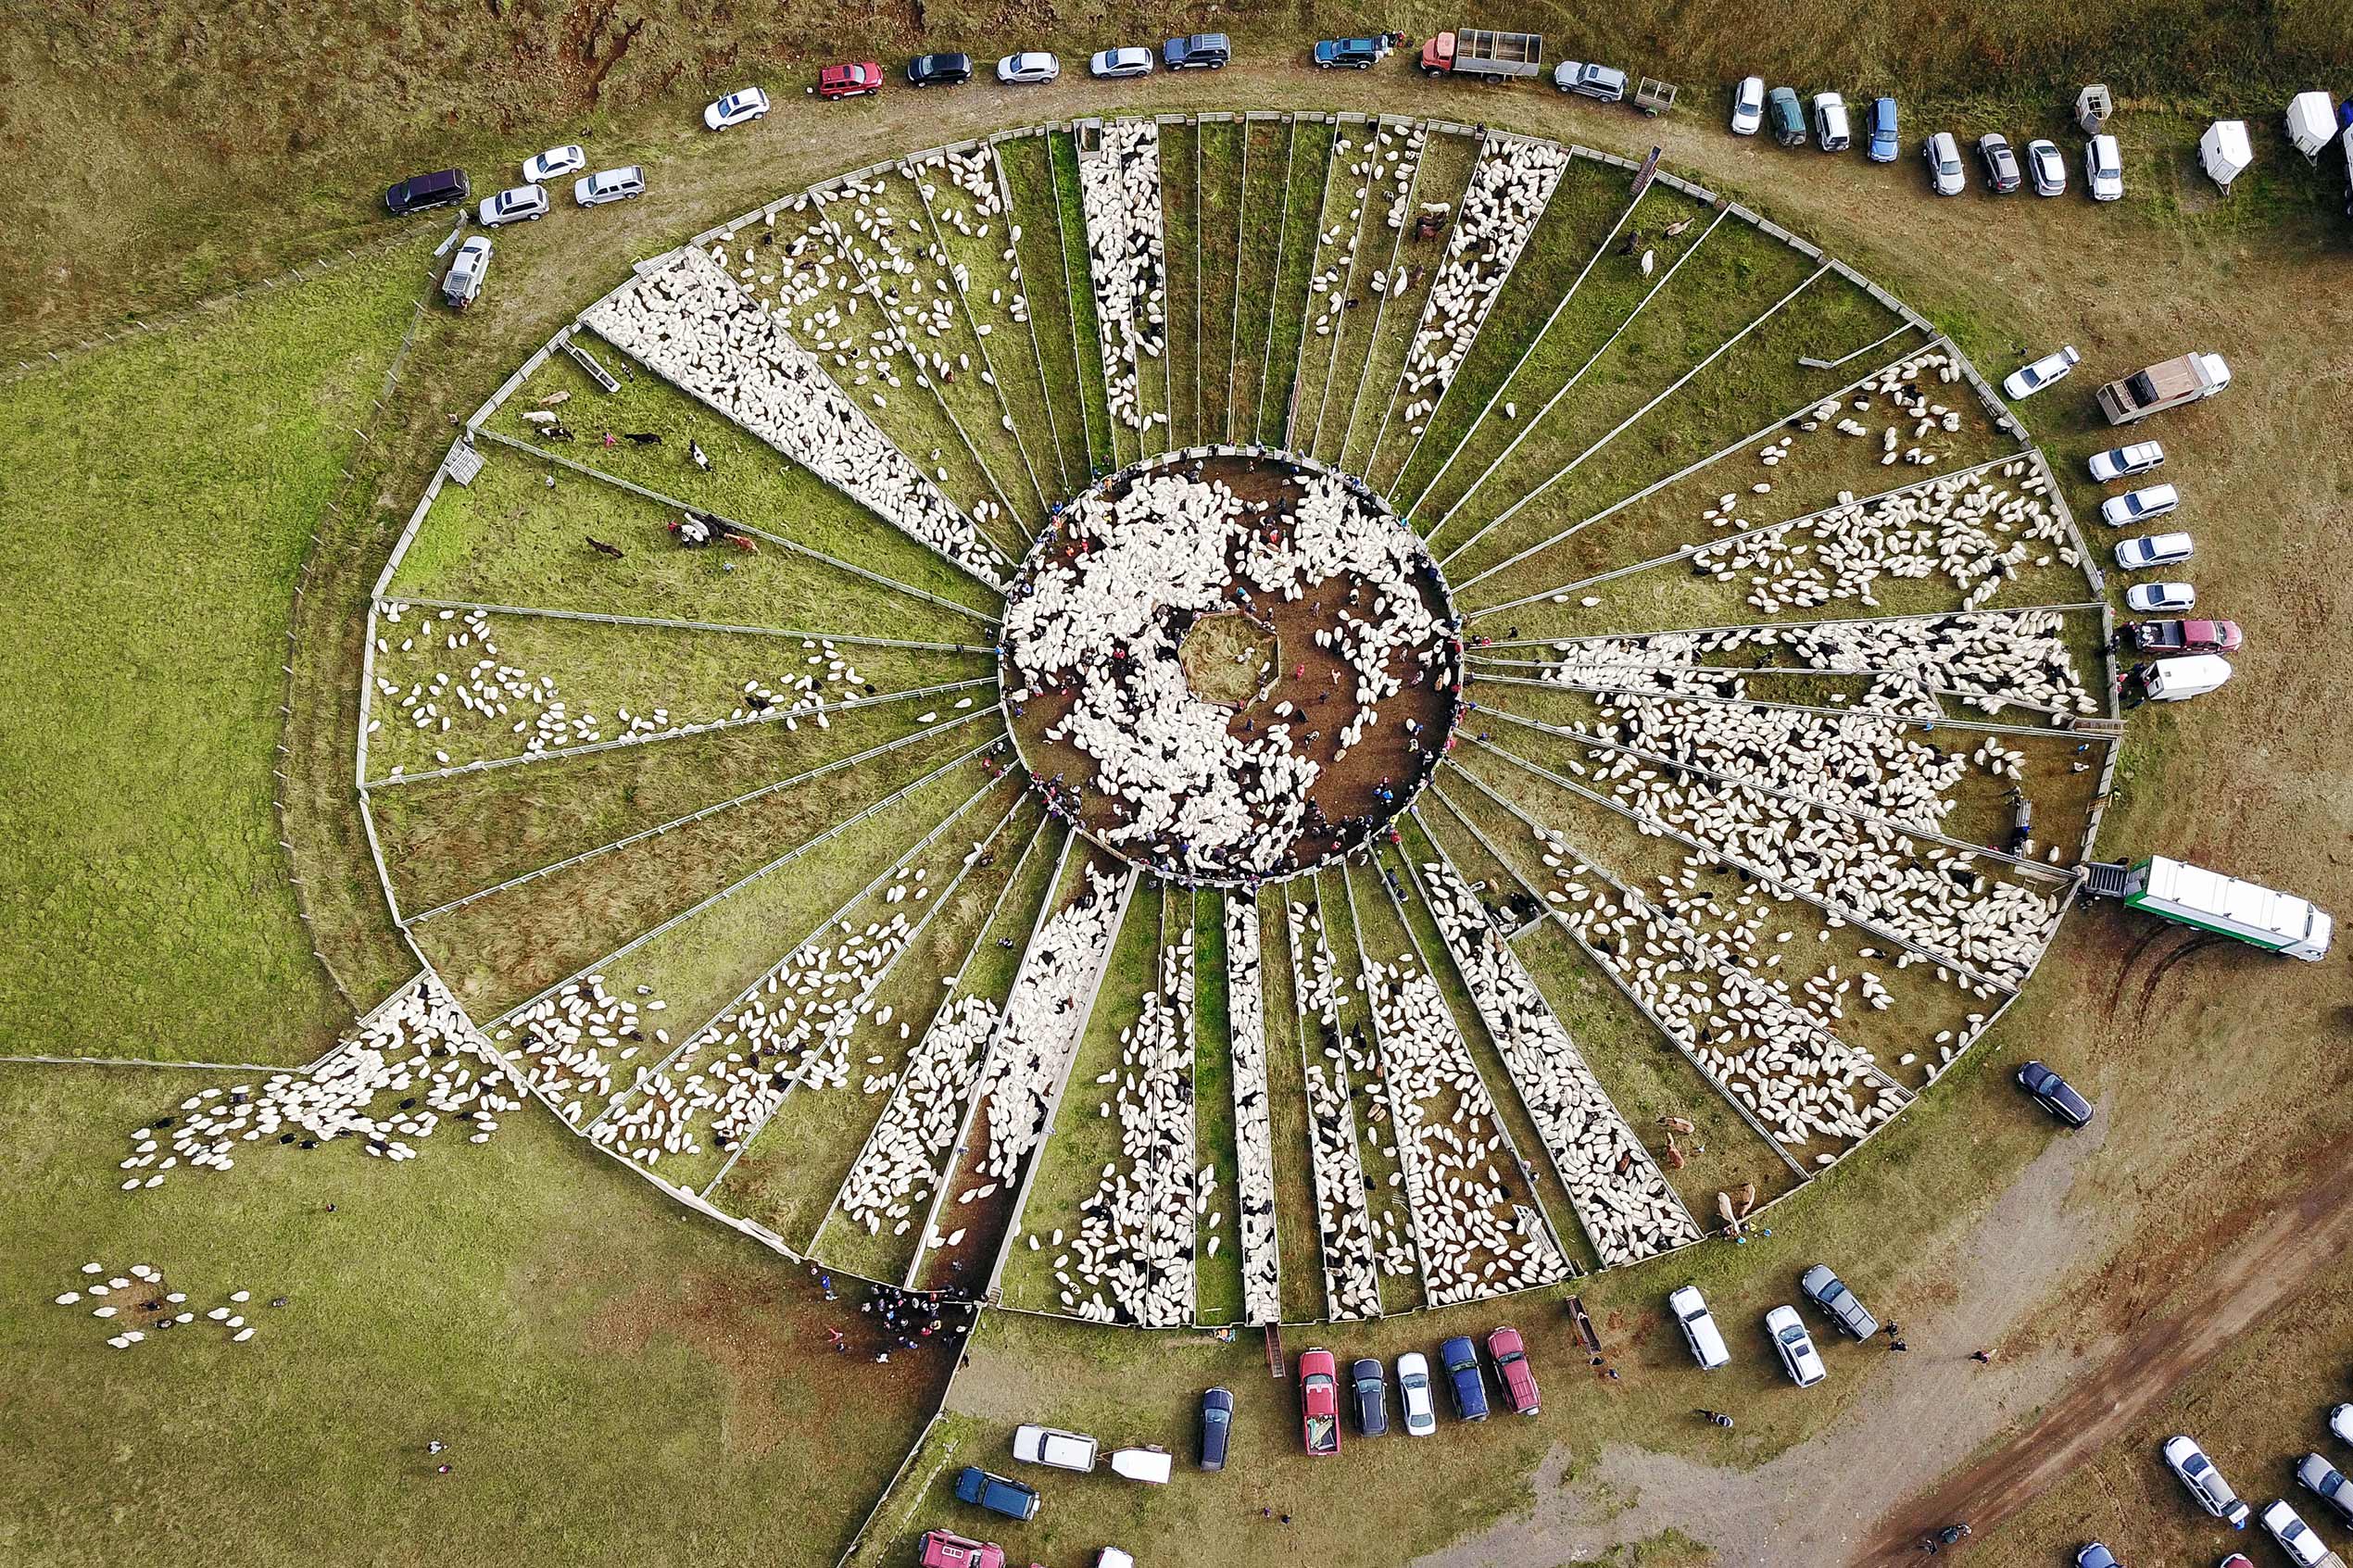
[{"x1": 1076, "y1": 120, "x2": 1169, "y2": 434}]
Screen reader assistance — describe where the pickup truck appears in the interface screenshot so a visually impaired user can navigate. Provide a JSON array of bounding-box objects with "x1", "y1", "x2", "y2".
[
  {"x1": 1488, "y1": 1326, "x2": 1541, "y2": 1415},
  {"x1": 2096, "y1": 352, "x2": 2232, "y2": 426},
  {"x1": 1418, "y1": 29, "x2": 1542, "y2": 82},
  {"x1": 953, "y1": 1466, "x2": 1039, "y2": 1522},
  {"x1": 1300, "y1": 1348, "x2": 1340, "y2": 1455},
  {"x1": 2128, "y1": 618, "x2": 2242, "y2": 656}
]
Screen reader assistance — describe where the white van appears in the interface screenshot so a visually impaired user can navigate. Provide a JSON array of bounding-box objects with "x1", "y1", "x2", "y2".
[{"x1": 1668, "y1": 1285, "x2": 1731, "y2": 1369}]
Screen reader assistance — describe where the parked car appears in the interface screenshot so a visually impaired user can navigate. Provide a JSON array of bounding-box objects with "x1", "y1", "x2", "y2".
[
  {"x1": 1767, "y1": 86, "x2": 1806, "y2": 147},
  {"x1": 1011, "y1": 1424, "x2": 1098, "y2": 1472},
  {"x1": 2074, "y1": 1546, "x2": 2120, "y2": 1568},
  {"x1": 1299, "y1": 1348, "x2": 1340, "y2": 1455},
  {"x1": 954, "y1": 1466, "x2": 1040, "y2": 1522},
  {"x1": 2101, "y1": 483, "x2": 2181, "y2": 528},
  {"x1": 2089, "y1": 440, "x2": 2166, "y2": 481},
  {"x1": 2126, "y1": 582, "x2": 2197, "y2": 614},
  {"x1": 2164, "y1": 1436, "x2": 2252, "y2": 1527},
  {"x1": 1979, "y1": 132, "x2": 2023, "y2": 192},
  {"x1": 1668, "y1": 1285, "x2": 1732, "y2": 1370},
  {"x1": 920, "y1": 1530, "x2": 1006, "y2": 1568},
  {"x1": 2026, "y1": 137, "x2": 2068, "y2": 196},
  {"x1": 1489, "y1": 1326, "x2": 1541, "y2": 1416},
  {"x1": 440, "y1": 236, "x2": 492, "y2": 310},
  {"x1": 1396, "y1": 1352, "x2": 1438, "y2": 1436},
  {"x1": 1799, "y1": 1264, "x2": 1879, "y2": 1340},
  {"x1": 2017, "y1": 1060, "x2": 2094, "y2": 1126},
  {"x1": 1163, "y1": 33, "x2": 1229, "y2": 70},
  {"x1": 1089, "y1": 46, "x2": 1154, "y2": 80},
  {"x1": 2129, "y1": 618, "x2": 2243, "y2": 656},
  {"x1": 1730, "y1": 76, "x2": 1766, "y2": 136},
  {"x1": 997, "y1": 52, "x2": 1061, "y2": 84},
  {"x1": 2331, "y1": 1403, "x2": 2353, "y2": 1446},
  {"x1": 1812, "y1": 92, "x2": 1851, "y2": 152},
  {"x1": 703, "y1": 87, "x2": 770, "y2": 129},
  {"x1": 1441, "y1": 1336, "x2": 1490, "y2": 1421},
  {"x1": 385, "y1": 168, "x2": 470, "y2": 215},
  {"x1": 522, "y1": 144, "x2": 585, "y2": 183},
  {"x1": 1766, "y1": 1305, "x2": 1827, "y2": 1387},
  {"x1": 1554, "y1": 61, "x2": 1628, "y2": 102},
  {"x1": 2262, "y1": 1499, "x2": 2333, "y2": 1567},
  {"x1": 573, "y1": 166, "x2": 646, "y2": 207},
  {"x1": 2218, "y1": 1556, "x2": 2255, "y2": 1568},
  {"x1": 2086, "y1": 133, "x2": 2126, "y2": 201},
  {"x1": 2116, "y1": 531, "x2": 2195, "y2": 571},
  {"x1": 818, "y1": 62, "x2": 883, "y2": 99},
  {"x1": 1865, "y1": 96, "x2": 1899, "y2": 161},
  {"x1": 476, "y1": 185, "x2": 549, "y2": 227},
  {"x1": 2299, "y1": 1453, "x2": 2353, "y2": 1527},
  {"x1": 908, "y1": 52, "x2": 974, "y2": 87},
  {"x1": 1352, "y1": 1358, "x2": 1390, "y2": 1436},
  {"x1": 1314, "y1": 37, "x2": 1387, "y2": 69},
  {"x1": 2003, "y1": 345, "x2": 2081, "y2": 399},
  {"x1": 1922, "y1": 132, "x2": 1966, "y2": 196},
  {"x1": 1198, "y1": 1386, "x2": 1233, "y2": 1471}
]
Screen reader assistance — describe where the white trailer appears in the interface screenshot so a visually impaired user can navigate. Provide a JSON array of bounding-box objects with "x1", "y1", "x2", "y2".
[
  {"x1": 2286, "y1": 92, "x2": 2336, "y2": 163},
  {"x1": 2135, "y1": 653, "x2": 2233, "y2": 701},
  {"x1": 2085, "y1": 856, "x2": 2334, "y2": 961},
  {"x1": 2199, "y1": 120, "x2": 2252, "y2": 192}
]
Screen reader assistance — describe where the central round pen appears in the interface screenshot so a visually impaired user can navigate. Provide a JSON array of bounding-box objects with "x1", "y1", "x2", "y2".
[{"x1": 1000, "y1": 449, "x2": 1463, "y2": 886}]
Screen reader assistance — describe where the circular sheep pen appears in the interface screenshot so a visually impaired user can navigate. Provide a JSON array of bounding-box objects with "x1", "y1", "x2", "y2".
[
  {"x1": 354, "y1": 114, "x2": 2118, "y2": 1329},
  {"x1": 1000, "y1": 449, "x2": 1460, "y2": 888}
]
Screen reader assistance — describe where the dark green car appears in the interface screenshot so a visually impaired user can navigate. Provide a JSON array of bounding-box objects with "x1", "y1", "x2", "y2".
[{"x1": 1766, "y1": 86, "x2": 1806, "y2": 147}]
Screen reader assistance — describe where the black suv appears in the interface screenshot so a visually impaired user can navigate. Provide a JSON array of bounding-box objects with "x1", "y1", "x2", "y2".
[
  {"x1": 2017, "y1": 1060, "x2": 2093, "y2": 1127},
  {"x1": 907, "y1": 52, "x2": 973, "y2": 87},
  {"x1": 385, "y1": 168, "x2": 470, "y2": 216},
  {"x1": 1163, "y1": 32, "x2": 1230, "y2": 70}
]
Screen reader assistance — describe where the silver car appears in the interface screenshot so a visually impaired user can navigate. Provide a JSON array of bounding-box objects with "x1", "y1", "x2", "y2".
[
  {"x1": 573, "y1": 166, "x2": 646, "y2": 207},
  {"x1": 2163, "y1": 1435, "x2": 2251, "y2": 1527},
  {"x1": 440, "y1": 235, "x2": 491, "y2": 310},
  {"x1": 2300, "y1": 1453, "x2": 2353, "y2": 1527},
  {"x1": 997, "y1": 51, "x2": 1061, "y2": 84},
  {"x1": 476, "y1": 185, "x2": 549, "y2": 227},
  {"x1": 1922, "y1": 132, "x2": 1965, "y2": 196},
  {"x1": 2025, "y1": 138, "x2": 2068, "y2": 196},
  {"x1": 1799, "y1": 1264, "x2": 1878, "y2": 1339}
]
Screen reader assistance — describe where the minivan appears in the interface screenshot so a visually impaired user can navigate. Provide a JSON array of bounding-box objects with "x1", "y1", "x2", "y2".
[
  {"x1": 385, "y1": 168, "x2": 471, "y2": 215},
  {"x1": 1812, "y1": 93, "x2": 1851, "y2": 152},
  {"x1": 1668, "y1": 1285, "x2": 1731, "y2": 1369},
  {"x1": 1767, "y1": 87, "x2": 1806, "y2": 147},
  {"x1": 1865, "y1": 96, "x2": 1899, "y2": 161}
]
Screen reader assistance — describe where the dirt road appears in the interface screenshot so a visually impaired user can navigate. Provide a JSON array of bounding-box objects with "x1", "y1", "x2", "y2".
[{"x1": 1866, "y1": 1135, "x2": 2353, "y2": 1559}]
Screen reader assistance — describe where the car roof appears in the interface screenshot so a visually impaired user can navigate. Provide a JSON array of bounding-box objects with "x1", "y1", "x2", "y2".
[{"x1": 1396, "y1": 1351, "x2": 1428, "y2": 1373}]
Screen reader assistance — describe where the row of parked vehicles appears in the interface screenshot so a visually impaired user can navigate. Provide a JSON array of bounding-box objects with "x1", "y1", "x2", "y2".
[
  {"x1": 774, "y1": 34, "x2": 1237, "y2": 101},
  {"x1": 1298, "y1": 1328, "x2": 1541, "y2": 1452},
  {"x1": 389, "y1": 148, "x2": 648, "y2": 309},
  {"x1": 2077, "y1": 1409, "x2": 2353, "y2": 1568},
  {"x1": 1666, "y1": 1265, "x2": 1877, "y2": 1386},
  {"x1": 1726, "y1": 79, "x2": 2126, "y2": 201}
]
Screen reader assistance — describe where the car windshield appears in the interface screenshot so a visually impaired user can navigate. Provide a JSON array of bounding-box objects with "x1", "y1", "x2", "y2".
[
  {"x1": 1204, "y1": 1406, "x2": 1228, "y2": 1427},
  {"x1": 1304, "y1": 1374, "x2": 1331, "y2": 1390}
]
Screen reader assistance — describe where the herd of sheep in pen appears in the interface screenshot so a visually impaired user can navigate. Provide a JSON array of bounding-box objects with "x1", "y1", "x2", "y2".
[{"x1": 64, "y1": 118, "x2": 2110, "y2": 1336}]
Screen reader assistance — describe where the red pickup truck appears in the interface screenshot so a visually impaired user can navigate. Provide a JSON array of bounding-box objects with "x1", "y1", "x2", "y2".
[
  {"x1": 1299, "y1": 1348, "x2": 1340, "y2": 1455},
  {"x1": 1488, "y1": 1326, "x2": 1541, "y2": 1416},
  {"x1": 920, "y1": 1530, "x2": 1005, "y2": 1568}
]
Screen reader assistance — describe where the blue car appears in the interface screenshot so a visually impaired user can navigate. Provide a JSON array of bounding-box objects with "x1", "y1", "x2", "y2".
[
  {"x1": 1439, "y1": 1336, "x2": 1489, "y2": 1422},
  {"x1": 1314, "y1": 37, "x2": 1386, "y2": 69},
  {"x1": 1866, "y1": 97, "x2": 1900, "y2": 162},
  {"x1": 953, "y1": 1465, "x2": 1039, "y2": 1522}
]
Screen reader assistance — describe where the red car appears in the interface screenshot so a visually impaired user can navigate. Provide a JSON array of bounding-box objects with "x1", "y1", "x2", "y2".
[
  {"x1": 2128, "y1": 617, "x2": 2243, "y2": 656},
  {"x1": 919, "y1": 1530, "x2": 1005, "y2": 1568},
  {"x1": 1488, "y1": 1326, "x2": 1541, "y2": 1416},
  {"x1": 1299, "y1": 1348, "x2": 1340, "y2": 1455},
  {"x1": 819, "y1": 61, "x2": 883, "y2": 99}
]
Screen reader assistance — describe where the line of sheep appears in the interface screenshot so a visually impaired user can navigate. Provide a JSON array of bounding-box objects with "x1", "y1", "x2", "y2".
[{"x1": 1077, "y1": 119, "x2": 1169, "y2": 434}]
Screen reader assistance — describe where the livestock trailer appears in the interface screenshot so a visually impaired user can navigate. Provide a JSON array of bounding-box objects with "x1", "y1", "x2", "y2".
[{"x1": 2082, "y1": 856, "x2": 2334, "y2": 960}]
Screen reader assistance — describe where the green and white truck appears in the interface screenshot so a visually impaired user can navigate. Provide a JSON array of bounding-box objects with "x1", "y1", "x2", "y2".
[{"x1": 2083, "y1": 856, "x2": 2334, "y2": 960}]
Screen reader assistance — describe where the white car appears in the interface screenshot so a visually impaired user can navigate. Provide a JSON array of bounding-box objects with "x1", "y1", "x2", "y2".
[
  {"x1": 2086, "y1": 133, "x2": 2125, "y2": 201},
  {"x1": 2101, "y1": 483, "x2": 2180, "y2": 528},
  {"x1": 2331, "y1": 1402, "x2": 2353, "y2": 1446},
  {"x1": 2126, "y1": 582, "x2": 2196, "y2": 613},
  {"x1": 2025, "y1": 137, "x2": 2067, "y2": 196},
  {"x1": 1765, "y1": 1304, "x2": 1826, "y2": 1387},
  {"x1": 1668, "y1": 1285, "x2": 1731, "y2": 1370},
  {"x1": 998, "y1": 51, "x2": 1062, "y2": 84},
  {"x1": 1089, "y1": 46, "x2": 1153, "y2": 79},
  {"x1": 2163, "y1": 1435, "x2": 2252, "y2": 1527},
  {"x1": 2003, "y1": 345, "x2": 2081, "y2": 399},
  {"x1": 1922, "y1": 132, "x2": 1966, "y2": 196},
  {"x1": 1811, "y1": 92, "x2": 1851, "y2": 152},
  {"x1": 573, "y1": 166, "x2": 646, "y2": 207},
  {"x1": 1395, "y1": 1351, "x2": 1438, "y2": 1436},
  {"x1": 440, "y1": 235, "x2": 492, "y2": 309},
  {"x1": 1011, "y1": 1424, "x2": 1099, "y2": 1471},
  {"x1": 2263, "y1": 1499, "x2": 2333, "y2": 1568},
  {"x1": 522, "y1": 144, "x2": 585, "y2": 183},
  {"x1": 2116, "y1": 531, "x2": 2194, "y2": 571},
  {"x1": 704, "y1": 87, "x2": 770, "y2": 131},
  {"x1": 477, "y1": 185, "x2": 549, "y2": 227},
  {"x1": 2089, "y1": 441, "x2": 2165, "y2": 482},
  {"x1": 1730, "y1": 75, "x2": 1765, "y2": 136}
]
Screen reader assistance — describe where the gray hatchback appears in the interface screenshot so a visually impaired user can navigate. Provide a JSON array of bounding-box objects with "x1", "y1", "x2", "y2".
[{"x1": 1799, "y1": 1264, "x2": 1879, "y2": 1339}]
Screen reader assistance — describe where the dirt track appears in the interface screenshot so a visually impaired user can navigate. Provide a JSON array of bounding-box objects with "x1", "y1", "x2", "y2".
[{"x1": 1865, "y1": 1135, "x2": 2353, "y2": 1558}]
